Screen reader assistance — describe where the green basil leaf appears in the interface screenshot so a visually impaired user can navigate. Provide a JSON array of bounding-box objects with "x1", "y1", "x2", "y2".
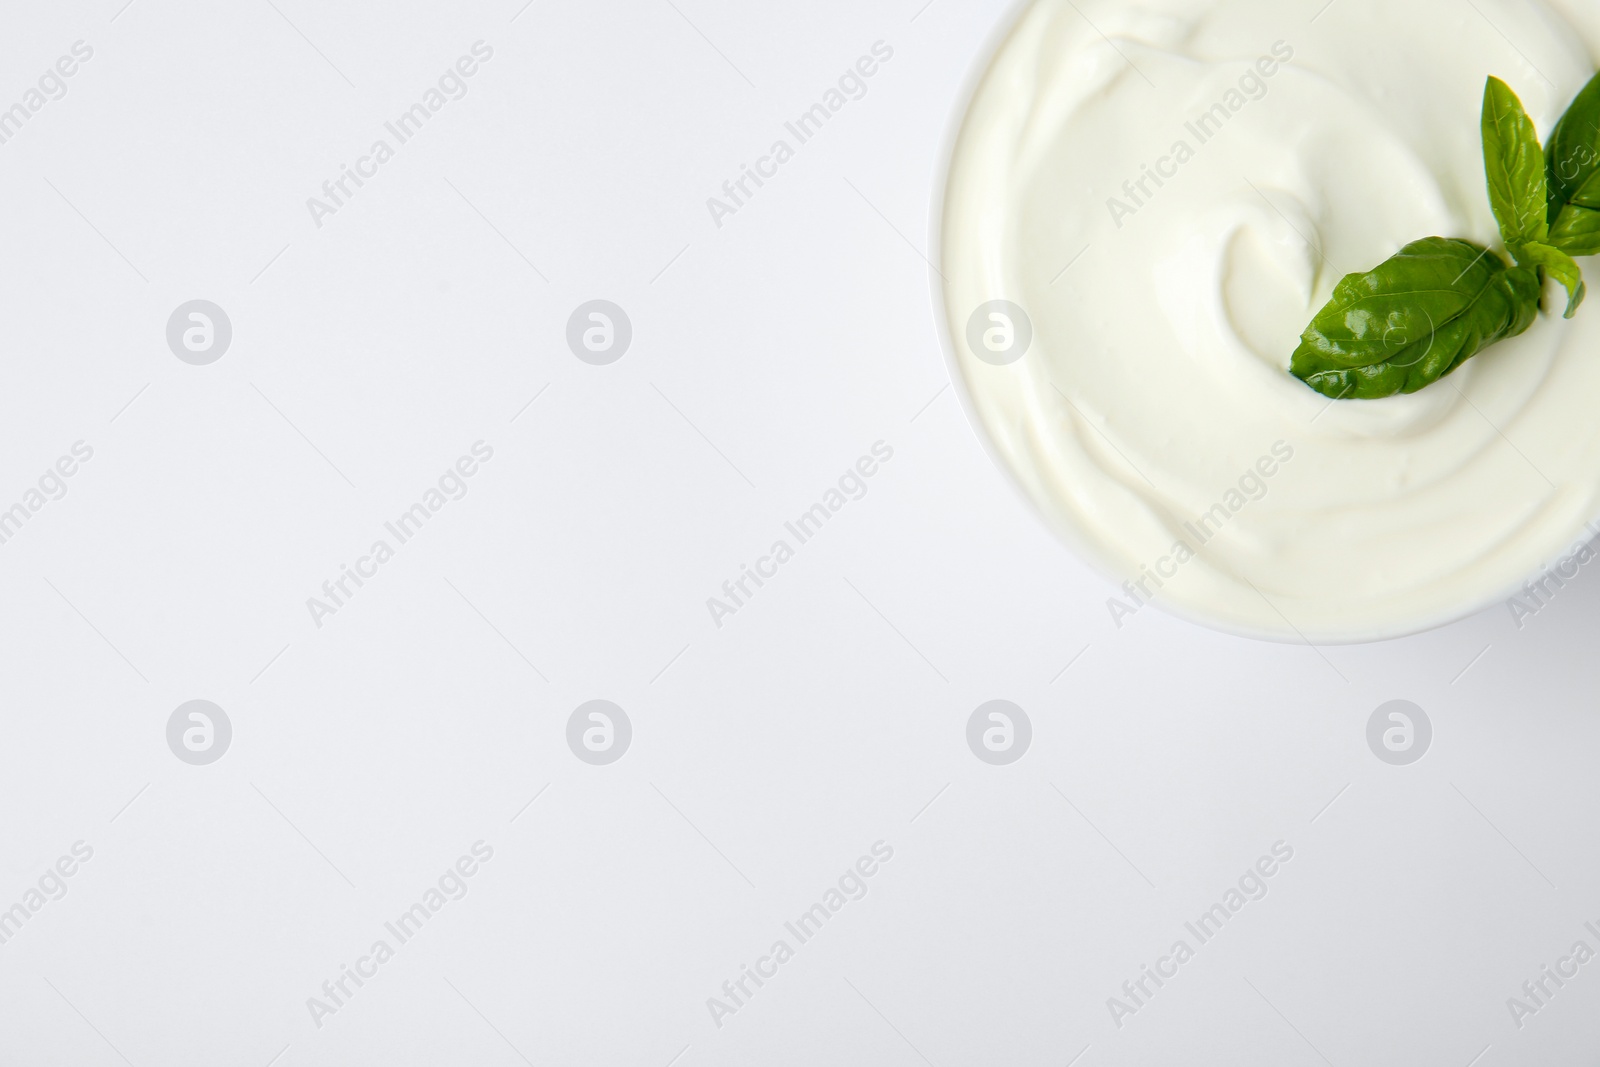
[
  {"x1": 1545, "y1": 70, "x2": 1600, "y2": 223},
  {"x1": 1291, "y1": 238, "x2": 1541, "y2": 400},
  {"x1": 1516, "y1": 240, "x2": 1588, "y2": 317},
  {"x1": 1483, "y1": 76, "x2": 1550, "y2": 249},
  {"x1": 1550, "y1": 168, "x2": 1600, "y2": 256}
]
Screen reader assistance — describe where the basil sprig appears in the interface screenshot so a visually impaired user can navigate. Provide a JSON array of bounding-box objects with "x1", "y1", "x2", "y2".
[{"x1": 1292, "y1": 74, "x2": 1600, "y2": 400}]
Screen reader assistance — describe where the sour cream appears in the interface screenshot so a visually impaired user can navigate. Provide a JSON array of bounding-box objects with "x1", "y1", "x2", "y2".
[{"x1": 940, "y1": 0, "x2": 1600, "y2": 641}]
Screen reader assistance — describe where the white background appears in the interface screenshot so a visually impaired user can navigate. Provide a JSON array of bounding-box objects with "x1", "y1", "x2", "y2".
[{"x1": 0, "y1": 1, "x2": 1597, "y2": 1065}]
